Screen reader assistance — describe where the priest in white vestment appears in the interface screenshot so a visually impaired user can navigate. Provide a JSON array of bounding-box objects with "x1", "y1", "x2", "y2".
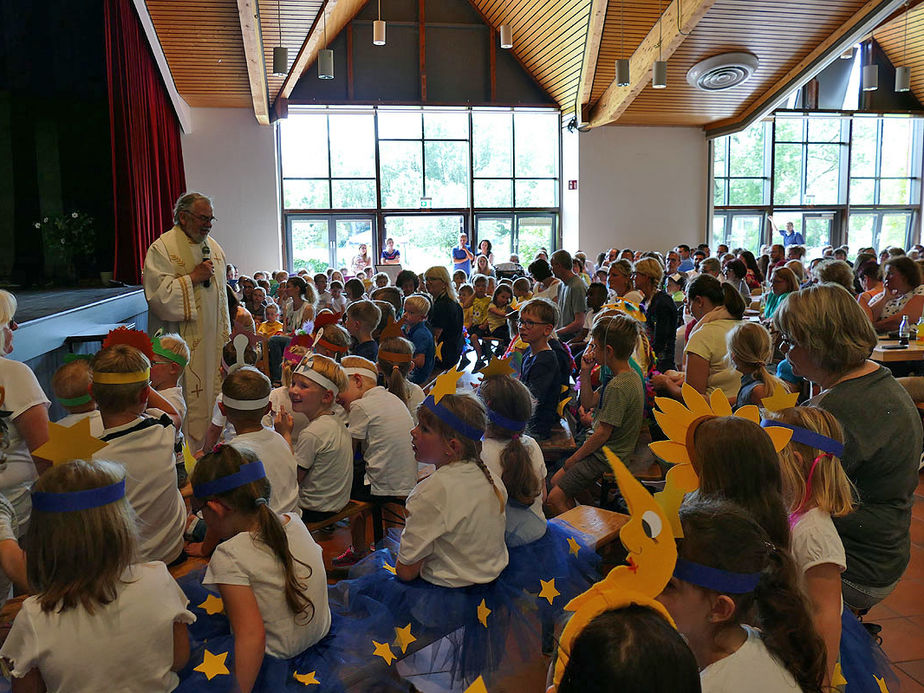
[{"x1": 143, "y1": 192, "x2": 230, "y2": 451}]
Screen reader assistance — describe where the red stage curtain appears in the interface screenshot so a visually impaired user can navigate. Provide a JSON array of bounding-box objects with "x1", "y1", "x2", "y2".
[{"x1": 104, "y1": 0, "x2": 186, "y2": 284}]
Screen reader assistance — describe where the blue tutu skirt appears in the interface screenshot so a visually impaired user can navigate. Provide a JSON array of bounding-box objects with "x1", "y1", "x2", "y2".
[{"x1": 840, "y1": 609, "x2": 899, "y2": 692}]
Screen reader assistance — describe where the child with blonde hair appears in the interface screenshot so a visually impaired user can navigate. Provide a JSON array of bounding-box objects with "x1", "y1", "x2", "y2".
[
  {"x1": 332, "y1": 356, "x2": 415, "y2": 566},
  {"x1": 377, "y1": 337, "x2": 425, "y2": 424},
  {"x1": 762, "y1": 407, "x2": 856, "y2": 683},
  {"x1": 276, "y1": 355, "x2": 353, "y2": 523},
  {"x1": 727, "y1": 322, "x2": 788, "y2": 407},
  {"x1": 257, "y1": 302, "x2": 284, "y2": 337},
  {"x1": 402, "y1": 294, "x2": 435, "y2": 385},
  {"x1": 1, "y1": 459, "x2": 194, "y2": 691},
  {"x1": 150, "y1": 332, "x2": 191, "y2": 486},
  {"x1": 52, "y1": 359, "x2": 103, "y2": 436},
  {"x1": 191, "y1": 446, "x2": 329, "y2": 692}
]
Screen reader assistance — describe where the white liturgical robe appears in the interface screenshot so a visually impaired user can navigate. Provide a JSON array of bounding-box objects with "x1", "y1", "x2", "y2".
[{"x1": 143, "y1": 225, "x2": 230, "y2": 451}]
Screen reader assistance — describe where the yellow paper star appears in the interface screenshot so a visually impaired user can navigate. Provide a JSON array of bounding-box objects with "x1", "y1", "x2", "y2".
[
  {"x1": 372, "y1": 640, "x2": 396, "y2": 665},
  {"x1": 379, "y1": 315, "x2": 405, "y2": 340},
  {"x1": 198, "y1": 594, "x2": 224, "y2": 615},
  {"x1": 465, "y1": 675, "x2": 489, "y2": 693},
  {"x1": 477, "y1": 356, "x2": 514, "y2": 378},
  {"x1": 875, "y1": 675, "x2": 890, "y2": 693},
  {"x1": 538, "y1": 578, "x2": 560, "y2": 605},
  {"x1": 557, "y1": 396, "x2": 572, "y2": 417},
  {"x1": 434, "y1": 341, "x2": 443, "y2": 361},
  {"x1": 293, "y1": 670, "x2": 320, "y2": 686},
  {"x1": 194, "y1": 649, "x2": 230, "y2": 680},
  {"x1": 760, "y1": 388, "x2": 799, "y2": 413},
  {"x1": 382, "y1": 561, "x2": 396, "y2": 575},
  {"x1": 33, "y1": 418, "x2": 108, "y2": 466},
  {"x1": 477, "y1": 598, "x2": 492, "y2": 627},
  {"x1": 831, "y1": 662, "x2": 848, "y2": 687},
  {"x1": 394, "y1": 623, "x2": 417, "y2": 654},
  {"x1": 567, "y1": 536, "x2": 581, "y2": 556},
  {"x1": 429, "y1": 366, "x2": 463, "y2": 403}
]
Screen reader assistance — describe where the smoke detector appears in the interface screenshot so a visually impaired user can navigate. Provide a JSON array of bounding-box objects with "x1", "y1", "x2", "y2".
[{"x1": 686, "y1": 52, "x2": 759, "y2": 91}]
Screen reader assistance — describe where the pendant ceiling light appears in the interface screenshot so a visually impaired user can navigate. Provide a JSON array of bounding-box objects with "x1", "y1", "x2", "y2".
[
  {"x1": 499, "y1": 24, "x2": 513, "y2": 49},
  {"x1": 272, "y1": 0, "x2": 288, "y2": 75},
  {"x1": 895, "y1": 1, "x2": 911, "y2": 92},
  {"x1": 318, "y1": 8, "x2": 334, "y2": 79},
  {"x1": 862, "y1": 41, "x2": 878, "y2": 92},
  {"x1": 373, "y1": 0, "x2": 386, "y2": 46},
  {"x1": 616, "y1": 0, "x2": 629, "y2": 86},
  {"x1": 652, "y1": 0, "x2": 666, "y2": 89}
]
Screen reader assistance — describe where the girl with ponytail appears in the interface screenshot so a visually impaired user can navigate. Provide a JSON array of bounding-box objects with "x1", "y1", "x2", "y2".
[
  {"x1": 657, "y1": 496, "x2": 826, "y2": 693},
  {"x1": 727, "y1": 322, "x2": 789, "y2": 407},
  {"x1": 377, "y1": 336, "x2": 425, "y2": 424},
  {"x1": 190, "y1": 445, "x2": 330, "y2": 693},
  {"x1": 478, "y1": 374, "x2": 547, "y2": 546}
]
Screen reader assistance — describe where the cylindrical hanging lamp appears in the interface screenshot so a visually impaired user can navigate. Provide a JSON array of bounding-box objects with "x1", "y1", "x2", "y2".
[
  {"x1": 616, "y1": 58, "x2": 630, "y2": 87},
  {"x1": 318, "y1": 49, "x2": 334, "y2": 79},
  {"x1": 862, "y1": 63, "x2": 878, "y2": 91},
  {"x1": 652, "y1": 60, "x2": 667, "y2": 89},
  {"x1": 373, "y1": 20, "x2": 386, "y2": 45},
  {"x1": 273, "y1": 46, "x2": 288, "y2": 74},
  {"x1": 896, "y1": 65, "x2": 911, "y2": 92},
  {"x1": 499, "y1": 24, "x2": 513, "y2": 49}
]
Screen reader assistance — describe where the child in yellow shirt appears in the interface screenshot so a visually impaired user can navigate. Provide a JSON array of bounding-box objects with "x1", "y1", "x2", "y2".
[{"x1": 257, "y1": 303, "x2": 284, "y2": 337}]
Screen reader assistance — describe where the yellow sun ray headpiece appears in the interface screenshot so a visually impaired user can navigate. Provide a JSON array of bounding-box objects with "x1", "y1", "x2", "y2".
[
  {"x1": 649, "y1": 384, "x2": 793, "y2": 538},
  {"x1": 599, "y1": 297, "x2": 647, "y2": 323},
  {"x1": 553, "y1": 448, "x2": 676, "y2": 685}
]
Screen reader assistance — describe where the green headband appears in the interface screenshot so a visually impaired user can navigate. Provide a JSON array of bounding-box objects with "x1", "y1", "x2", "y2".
[
  {"x1": 58, "y1": 393, "x2": 92, "y2": 407},
  {"x1": 152, "y1": 338, "x2": 188, "y2": 368}
]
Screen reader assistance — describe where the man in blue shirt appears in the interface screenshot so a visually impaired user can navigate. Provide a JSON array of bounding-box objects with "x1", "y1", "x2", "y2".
[
  {"x1": 451, "y1": 232, "x2": 474, "y2": 277},
  {"x1": 777, "y1": 220, "x2": 804, "y2": 246},
  {"x1": 676, "y1": 244, "x2": 695, "y2": 272}
]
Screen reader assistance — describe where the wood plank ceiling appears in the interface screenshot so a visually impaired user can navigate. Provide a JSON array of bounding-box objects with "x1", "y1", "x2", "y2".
[{"x1": 875, "y1": 3, "x2": 924, "y2": 104}]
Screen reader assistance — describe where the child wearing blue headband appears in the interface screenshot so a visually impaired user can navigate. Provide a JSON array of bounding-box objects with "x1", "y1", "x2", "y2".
[
  {"x1": 1, "y1": 459, "x2": 195, "y2": 691},
  {"x1": 657, "y1": 497, "x2": 826, "y2": 693},
  {"x1": 398, "y1": 392, "x2": 508, "y2": 586},
  {"x1": 190, "y1": 445, "x2": 329, "y2": 693}
]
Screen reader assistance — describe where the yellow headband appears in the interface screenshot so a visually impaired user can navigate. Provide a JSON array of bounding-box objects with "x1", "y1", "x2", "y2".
[{"x1": 92, "y1": 369, "x2": 150, "y2": 385}]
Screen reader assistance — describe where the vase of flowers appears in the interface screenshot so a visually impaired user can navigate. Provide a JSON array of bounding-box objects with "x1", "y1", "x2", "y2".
[{"x1": 35, "y1": 211, "x2": 96, "y2": 284}]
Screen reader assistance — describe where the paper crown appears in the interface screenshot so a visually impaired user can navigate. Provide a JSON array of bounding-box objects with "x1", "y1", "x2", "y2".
[
  {"x1": 553, "y1": 448, "x2": 677, "y2": 685},
  {"x1": 32, "y1": 478, "x2": 125, "y2": 513},
  {"x1": 282, "y1": 333, "x2": 315, "y2": 366},
  {"x1": 421, "y1": 367, "x2": 484, "y2": 440},
  {"x1": 476, "y1": 356, "x2": 515, "y2": 378},
  {"x1": 648, "y1": 384, "x2": 792, "y2": 538},
  {"x1": 193, "y1": 460, "x2": 267, "y2": 498},
  {"x1": 152, "y1": 329, "x2": 188, "y2": 368},
  {"x1": 102, "y1": 327, "x2": 154, "y2": 360},
  {"x1": 599, "y1": 297, "x2": 647, "y2": 323},
  {"x1": 32, "y1": 418, "x2": 109, "y2": 467},
  {"x1": 379, "y1": 315, "x2": 405, "y2": 340},
  {"x1": 760, "y1": 388, "x2": 799, "y2": 412},
  {"x1": 222, "y1": 328, "x2": 267, "y2": 373},
  {"x1": 314, "y1": 310, "x2": 341, "y2": 330},
  {"x1": 427, "y1": 366, "x2": 464, "y2": 404}
]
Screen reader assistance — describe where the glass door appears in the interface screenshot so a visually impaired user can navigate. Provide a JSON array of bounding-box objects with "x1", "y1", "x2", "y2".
[
  {"x1": 802, "y1": 212, "x2": 834, "y2": 252},
  {"x1": 286, "y1": 214, "x2": 376, "y2": 273},
  {"x1": 382, "y1": 214, "x2": 466, "y2": 275},
  {"x1": 475, "y1": 216, "x2": 514, "y2": 263},
  {"x1": 516, "y1": 215, "x2": 556, "y2": 263}
]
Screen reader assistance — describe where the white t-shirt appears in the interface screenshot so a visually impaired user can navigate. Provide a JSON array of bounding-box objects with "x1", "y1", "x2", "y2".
[
  {"x1": 160, "y1": 386, "x2": 187, "y2": 469},
  {"x1": 295, "y1": 414, "x2": 353, "y2": 513},
  {"x1": 1, "y1": 562, "x2": 195, "y2": 692},
  {"x1": 56, "y1": 410, "x2": 104, "y2": 438},
  {"x1": 270, "y1": 387, "x2": 309, "y2": 444},
  {"x1": 534, "y1": 280, "x2": 560, "y2": 303},
  {"x1": 791, "y1": 507, "x2": 847, "y2": 574},
  {"x1": 405, "y1": 382, "x2": 425, "y2": 425},
  {"x1": 203, "y1": 514, "x2": 330, "y2": 658},
  {"x1": 95, "y1": 415, "x2": 186, "y2": 564},
  {"x1": 700, "y1": 625, "x2": 801, "y2": 693},
  {"x1": 329, "y1": 294, "x2": 347, "y2": 315},
  {"x1": 0, "y1": 358, "x2": 48, "y2": 531},
  {"x1": 684, "y1": 319, "x2": 743, "y2": 400},
  {"x1": 348, "y1": 387, "x2": 417, "y2": 496},
  {"x1": 481, "y1": 435, "x2": 545, "y2": 523},
  {"x1": 398, "y1": 460, "x2": 508, "y2": 587},
  {"x1": 316, "y1": 290, "x2": 333, "y2": 311},
  {"x1": 229, "y1": 428, "x2": 299, "y2": 515},
  {"x1": 209, "y1": 395, "x2": 238, "y2": 444}
]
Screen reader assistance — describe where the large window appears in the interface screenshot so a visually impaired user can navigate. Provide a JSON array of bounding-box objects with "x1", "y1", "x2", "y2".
[
  {"x1": 279, "y1": 106, "x2": 561, "y2": 273},
  {"x1": 711, "y1": 116, "x2": 922, "y2": 255}
]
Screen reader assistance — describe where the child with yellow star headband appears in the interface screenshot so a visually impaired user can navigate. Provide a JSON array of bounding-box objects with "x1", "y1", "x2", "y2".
[
  {"x1": 657, "y1": 497, "x2": 827, "y2": 693},
  {"x1": 190, "y1": 445, "x2": 330, "y2": 693},
  {"x1": 0, "y1": 459, "x2": 195, "y2": 692}
]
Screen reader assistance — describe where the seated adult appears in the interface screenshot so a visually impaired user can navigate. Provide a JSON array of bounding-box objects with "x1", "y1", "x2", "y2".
[
  {"x1": 423, "y1": 266, "x2": 463, "y2": 370},
  {"x1": 605, "y1": 260, "x2": 644, "y2": 304},
  {"x1": 473, "y1": 254, "x2": 495, "y2": 278},
  {"x1": 268, "y1": 276, "x2": 317, "y2": 383},
  {"x1": 784, "y1": 259, "x2": 805, "y2": 286},
  {"x1": 631, "y1": 258, "x2": 676, "y2": 372},
  {"x1": 762, "y1": 266, "x2": 799, "y2": 321},
  {"x1": 653, "y1": 274, "x2": 745, "y2": 399},
  {"x1": 867, "y1": 255, "x2": 924, "y2": 332},
  {"x1": 698, "y1": 257, "x2": 721, "y2": 279},
  {"x1": 737, "y1": 250, "x2": 764, "y2": 290},
  {"x1": 721, "y1": 258, "x2": 751, "y2": 302},
  {"x1": 774, "y1": 284, "x2": 921, "y2": 610},
  {"x1": 351, "y1": 244, "x2": 372, "y2": 276},
  {"x1": 814, "y1": 259, "x2": 855, "y2": 295},
  {"x1": 528, "y1": 258, "x2": 561, "y2": 303}
]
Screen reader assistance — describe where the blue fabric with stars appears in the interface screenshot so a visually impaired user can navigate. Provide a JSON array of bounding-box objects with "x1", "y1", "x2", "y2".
[{"x1": 839, "y1": 608, "x2": 898, "y2": 693}]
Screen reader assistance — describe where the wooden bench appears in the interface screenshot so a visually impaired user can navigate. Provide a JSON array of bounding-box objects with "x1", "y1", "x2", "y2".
[
  {"x1": 553, "y1": 505, "x2": 630, "y2": 550},
  {"x1": 304, "y1": 499, "x2": 374, "y2": 534},
  {"x1": 538, "y1": 418, "x2": 577, "y2": 464},
  {"x1": 599, "y1": 462, "x2": 664, "y2": 507}
]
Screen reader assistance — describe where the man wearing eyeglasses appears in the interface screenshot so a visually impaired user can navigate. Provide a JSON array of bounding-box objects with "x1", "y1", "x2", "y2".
[{"x1": 142, "y1": 191, "x2": 231, "y2": 451}]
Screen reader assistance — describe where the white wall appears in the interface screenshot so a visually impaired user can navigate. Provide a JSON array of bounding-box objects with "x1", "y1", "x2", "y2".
[
  {"x1": 182, "y1": 108, "x2": 281, "y2": 274},
  {"x1": 577, "y1": 126, "x2": 708, "y2": 257}
]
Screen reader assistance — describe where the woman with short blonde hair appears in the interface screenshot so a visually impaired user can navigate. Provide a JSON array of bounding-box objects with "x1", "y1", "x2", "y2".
[
  {"x1": 632, "y1": 258, "x2": 675, "y2": 372},
  {"x1": 424, "y1": 265, "x2": 463, "y2": 369}
]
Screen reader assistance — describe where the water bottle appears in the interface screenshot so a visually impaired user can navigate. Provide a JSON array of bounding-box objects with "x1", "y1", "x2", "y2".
[{"x1": 899, "y1": 315, "x2": 909, "y2": 345}]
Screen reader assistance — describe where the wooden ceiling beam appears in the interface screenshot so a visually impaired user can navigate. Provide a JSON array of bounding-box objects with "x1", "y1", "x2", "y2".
[
  {"x1": 705, "y1": 0, "x2": 909, "y2": 138},
  {"x1": 577, "y1": 0, "x2": 609, "y2": 118},
  {"x1": 587, "y1": 0, "x2": 716, "y2": 127},
  {"x1": 236, "y1": 0, "x2": 270, "y2": 125}
]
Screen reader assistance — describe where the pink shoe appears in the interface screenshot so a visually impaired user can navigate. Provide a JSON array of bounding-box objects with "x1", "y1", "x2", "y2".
[{"x1": 332, "y1": 545, "x2": 369, "y2": 567}]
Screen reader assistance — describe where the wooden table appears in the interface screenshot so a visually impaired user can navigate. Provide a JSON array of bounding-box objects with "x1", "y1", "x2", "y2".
[
  {"x1": 553, "y1": 505, "x2": 629, "y2": 550},
  {"x1": 872, "y1": 338, "x2": 924, "y2": 363}
]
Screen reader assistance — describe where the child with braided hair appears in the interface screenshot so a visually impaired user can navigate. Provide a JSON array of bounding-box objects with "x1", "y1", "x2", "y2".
[{"x1": 377, "y1": 336, "x2": 425, "y2": 424}]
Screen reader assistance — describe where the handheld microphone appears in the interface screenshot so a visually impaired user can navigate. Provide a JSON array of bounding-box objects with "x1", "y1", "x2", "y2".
[{"x1": 201, "y1": 243, "x2": 211, "y2": 288}]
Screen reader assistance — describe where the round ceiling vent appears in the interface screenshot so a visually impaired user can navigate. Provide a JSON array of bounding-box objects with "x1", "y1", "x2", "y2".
[{"x1": 686, "y1": 52, "x2": 759, "y2": 91}]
